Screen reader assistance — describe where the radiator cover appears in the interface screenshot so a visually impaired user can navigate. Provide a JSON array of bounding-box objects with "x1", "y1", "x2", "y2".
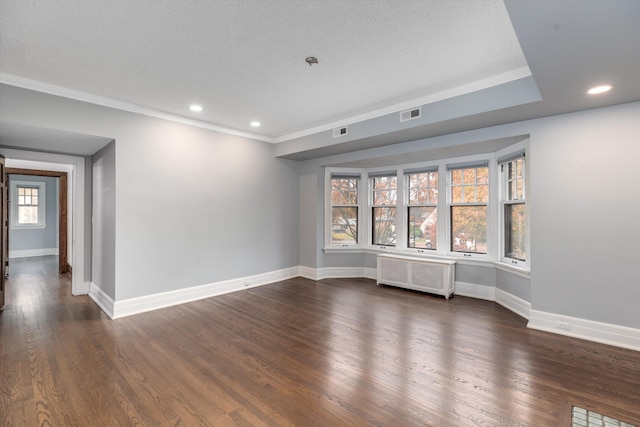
[{"x1": 377, "y1": 254, "x2": 456, "y2": 298}]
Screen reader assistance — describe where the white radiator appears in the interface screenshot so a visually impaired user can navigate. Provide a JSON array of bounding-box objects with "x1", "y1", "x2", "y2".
[{"x1": 377, "y1": 254, "x2": 456, "y2": 298}]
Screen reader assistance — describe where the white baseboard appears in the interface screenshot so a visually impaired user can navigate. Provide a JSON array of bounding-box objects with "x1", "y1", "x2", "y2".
[
  {"x1": 528, "y1": 310, "x2": 640, "y2": 352},
  {"x1": 89, "y1": 282, "x2": 115, "y2": 318},
  {"x1": 454, "y1": 282, "x2": 531, "y2": 320},
  {"x1": 9, "y1": 248, "x2": 58, "y2": 258},
  {"x1": 454, "y1": 281, "x2": 496, "y2": 300},
  {"x1": 299, "y1": 266, "x2": 376, "y2": 281},
  {"x1": 495, "y1": 288, "x2": 531, "y2": 320},
  {"x1": 109, "y1": 266, "x2": 299, "y2": 319}
]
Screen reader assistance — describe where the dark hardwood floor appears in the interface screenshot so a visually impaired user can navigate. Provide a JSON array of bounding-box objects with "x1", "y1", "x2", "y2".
[{"x1": 1, "y1": 256, "x2": 639, "y2": 426}]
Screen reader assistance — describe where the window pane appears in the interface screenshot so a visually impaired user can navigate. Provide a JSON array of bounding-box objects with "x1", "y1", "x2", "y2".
[
  {"x1": 408, "y1": 172, "x2": 437, "y2": 204},
  {"x1": 463, "y1": 185, "x2": 475, "y2": 203},
  {"x1": 408, "y1": 206, "x2": 437, "y2": 249},
  {"x1": 451, "y1": 205, "x2": 487, "y2": 254},
  {"x1": 408, "y1": 188, "x2": 419, "y2": 204},
  {"x1": 476, "y1": 167, "x2": 489, "y2": 184},
  {"x1": 372, "y1": 207, "x2": 396, "y2": 246},
  {"x1": 505, "y1": 203, "x2": 526, "y2": 261},
  {"x1": 373, "y1": 176, "x2": 397, "y2": 205},
  {"x1": 331, "y1": 207, "x2": 358, "y2": 244},
  {"x1": 451, "y1": 186, "x2": 463, "y2": 203},
  {"x1": 451, "y1": 170, "x2": 462, "y2": 185},
  {"x1": 18, "y1": 187, "x2": 25, "y2": 196},
  {"x1": 331, "y1": 178, "x2": 358, "y2": 205},
  {"x1": 19, "y1": 206, "x2": 38, "y2": 224},
  {"x1": 476, "y1": 184, "x2": 489, "y2": 202}
]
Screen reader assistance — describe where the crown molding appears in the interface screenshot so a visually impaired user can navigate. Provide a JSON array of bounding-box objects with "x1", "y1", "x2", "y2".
[{"x1": 0, "y1": 73, "x2": 275, "y2": 143}]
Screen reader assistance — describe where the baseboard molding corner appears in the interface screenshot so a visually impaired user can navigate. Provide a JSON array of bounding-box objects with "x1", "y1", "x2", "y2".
[
  {"x1": 89, "y1": 282, "x2": 115, "y2": 319},
  {"x1": 495, "y1": 288, "x2": 531, "y2": 320},
  {"x1": 528, "y1": 310, "x2": 640, "y2": 352}
]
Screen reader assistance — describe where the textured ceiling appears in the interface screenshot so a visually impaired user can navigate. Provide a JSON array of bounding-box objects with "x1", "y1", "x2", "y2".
[
  {"x1": 0, "y1": 0, "x2": 528, "y2": 141},
  {"x1": 1, "y1": 0, "x2": 639, "y2": 159}
]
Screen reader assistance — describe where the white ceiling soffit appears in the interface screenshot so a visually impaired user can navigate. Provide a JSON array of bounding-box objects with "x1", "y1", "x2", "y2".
[
  {"x1": 0, "y1": 0, "x2": 529, "y2": 143},
  {"x1": 0, "y1": 121, "x2": 114, "y2": 156}
]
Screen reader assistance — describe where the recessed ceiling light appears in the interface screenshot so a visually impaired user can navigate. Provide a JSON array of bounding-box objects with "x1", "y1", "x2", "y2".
[
  {"x1": 250, "y1": 121, "x2": 261, "y2": 127},
  {"x1": 587, "y1": 84, "x2": 613, "y2": 95},
  {"x1": 189, "y1": 105, "x2": 203, "y2": 112}
]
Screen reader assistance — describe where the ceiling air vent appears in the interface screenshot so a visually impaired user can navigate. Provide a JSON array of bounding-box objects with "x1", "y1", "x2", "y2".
[
  {"x1": 333, "y1": 126, "x2": 348, "y2": 138},
  {"x1": 400, "y1": 107, "x2": 422, "y2": 122}
]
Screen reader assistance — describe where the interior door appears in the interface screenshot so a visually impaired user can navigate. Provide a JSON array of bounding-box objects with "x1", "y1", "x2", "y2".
[{"x1": 0, "y1": 154, "x2": 6, "y2": 310}]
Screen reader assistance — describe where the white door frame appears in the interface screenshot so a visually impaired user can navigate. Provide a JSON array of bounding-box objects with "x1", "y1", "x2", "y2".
[{"x1": 0, "y1": 148, "x2": 87, "y2": 295}]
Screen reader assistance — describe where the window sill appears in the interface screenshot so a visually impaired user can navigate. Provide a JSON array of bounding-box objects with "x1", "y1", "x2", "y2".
[{"x1": 492, "y1": 261, "x2": 530, "y2": 278}]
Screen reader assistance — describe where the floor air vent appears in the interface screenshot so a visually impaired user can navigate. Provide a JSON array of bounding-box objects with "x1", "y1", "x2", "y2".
[{"x1": 400, "y1": 107, "x2": 422, "y2": 122}]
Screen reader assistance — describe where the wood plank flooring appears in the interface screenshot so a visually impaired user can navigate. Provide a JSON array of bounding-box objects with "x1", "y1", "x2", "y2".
[{"x1": 1, "y1": 256, "x2": 639, "y2": 426}]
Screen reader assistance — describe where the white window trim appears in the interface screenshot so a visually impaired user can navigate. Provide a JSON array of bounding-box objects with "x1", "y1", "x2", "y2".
[
  {"x1": 445, "y1": 155, "x2": 494, "y2": 261},
  {"x1": 11, "y1": 180, "x2": 47, "y2": 229},
  {"x1": 404, "y1": 167, "x2": 439, "y2": 254},
  {"x1": 368, "y1": 169, "x2": 400, "y2": 249},
  {"x1": 325, "y1": 168, "x2": 365, "y2": 249},
  {"x1": 497, "y1": 141, "x2": 530, "y2": 270}
]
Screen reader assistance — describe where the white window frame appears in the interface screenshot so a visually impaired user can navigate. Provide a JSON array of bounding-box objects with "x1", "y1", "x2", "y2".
[
  {"x1": 325, "y1": 168, "x2": 364, "y2": 249},
  {"x1": 369, "y1": 170, "x2": 399, "y2": 249},
  {"x1": 498, "y1": 144, "x2": 529, "y2": 270},
  {"x1": 11, "y1": 180, "x2": 47, "y2": 229},
  {"x1": 404, "y1": 166, "x2": 439, "y2": 254},
  {"x1": 446, "y1": 159, "x2": 492, "y2": 259}
]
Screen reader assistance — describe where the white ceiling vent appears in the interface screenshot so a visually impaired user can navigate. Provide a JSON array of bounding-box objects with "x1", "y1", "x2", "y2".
[
  {"x1": 333, "y1": 126, "x2": 348, "y2": 138},
  {"x1": 400, "y1": 107, "x2": 422, "y2": 122}
]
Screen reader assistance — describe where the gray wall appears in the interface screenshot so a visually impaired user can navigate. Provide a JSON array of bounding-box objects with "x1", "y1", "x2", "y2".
[
  {"x1": 0, "y1": 84, "x2": 300, "y2": 301},
  {"x1": 9, "y1": 174, "x2": 58, "y2": 255},
  {"x1": 92, "y1": 142, "x2": 116, "y2": 299},
  {"x1": 298, "y1": 101, "x2": 640, "y2": 329}
]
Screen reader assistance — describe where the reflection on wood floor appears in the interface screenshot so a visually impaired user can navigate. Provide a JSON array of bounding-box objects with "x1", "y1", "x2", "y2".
[{"x1": 1, "y1": 256, "x2": 639, "y2": 426}]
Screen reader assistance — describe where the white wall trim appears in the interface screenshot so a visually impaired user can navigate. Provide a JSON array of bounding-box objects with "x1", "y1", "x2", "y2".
[
  {"x1": 9, "y1": 248, "x2": 58, "y2": 259},
  {"x1": 454, "y1": 281, "x2": 496, "y2": 300},
  {"x1": 299, "y1": 266, "x2": 377, "y2": 281},
  {"x1": 109, "y1": 267, "x2": 299, "y2": 319},
  {"x1": 0, "y1": 73, "x2": 272, "y2": 143},
  {"x1": 89, "y1": 282, "x2": 115, "y2": 319},
  {"x1": 528, "y1": 310, "x2": 640, "y2": 352},
  {"x1": 495, "y1": 288, "x2": 531, "y2": 320},
  {"x1": 1, "y1": 148, "x2": 86, "y2": 296}
]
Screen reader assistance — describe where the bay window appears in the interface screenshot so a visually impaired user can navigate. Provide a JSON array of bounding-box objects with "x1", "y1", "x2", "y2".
[{"x1": 324, "y1": 143, "x2": 529, "y2": 272}]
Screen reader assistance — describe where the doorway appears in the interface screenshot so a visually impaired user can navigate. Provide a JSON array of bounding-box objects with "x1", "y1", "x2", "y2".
[{"x1": 6, "y1": 168, "x2": 69, "y2": 275}]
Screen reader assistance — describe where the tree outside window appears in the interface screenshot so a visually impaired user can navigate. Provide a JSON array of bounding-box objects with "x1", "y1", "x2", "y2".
[
  {"x1": 330, "y1": 176, "x2": 359, "y2": 245},
  {"x1": 372, "y1": 174, "x2": 397, "y2": 246},
  {"x1": 407, "y1": 170, "x2": 438, "y2": 250},
  {"x1": 449, "y1": 165, "x2": 488, "y2": 254}
]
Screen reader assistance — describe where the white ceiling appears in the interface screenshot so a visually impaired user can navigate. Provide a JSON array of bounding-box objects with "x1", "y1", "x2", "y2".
[{"x1": 0, "y1": 0, "x2": 639, "y2": 158}]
